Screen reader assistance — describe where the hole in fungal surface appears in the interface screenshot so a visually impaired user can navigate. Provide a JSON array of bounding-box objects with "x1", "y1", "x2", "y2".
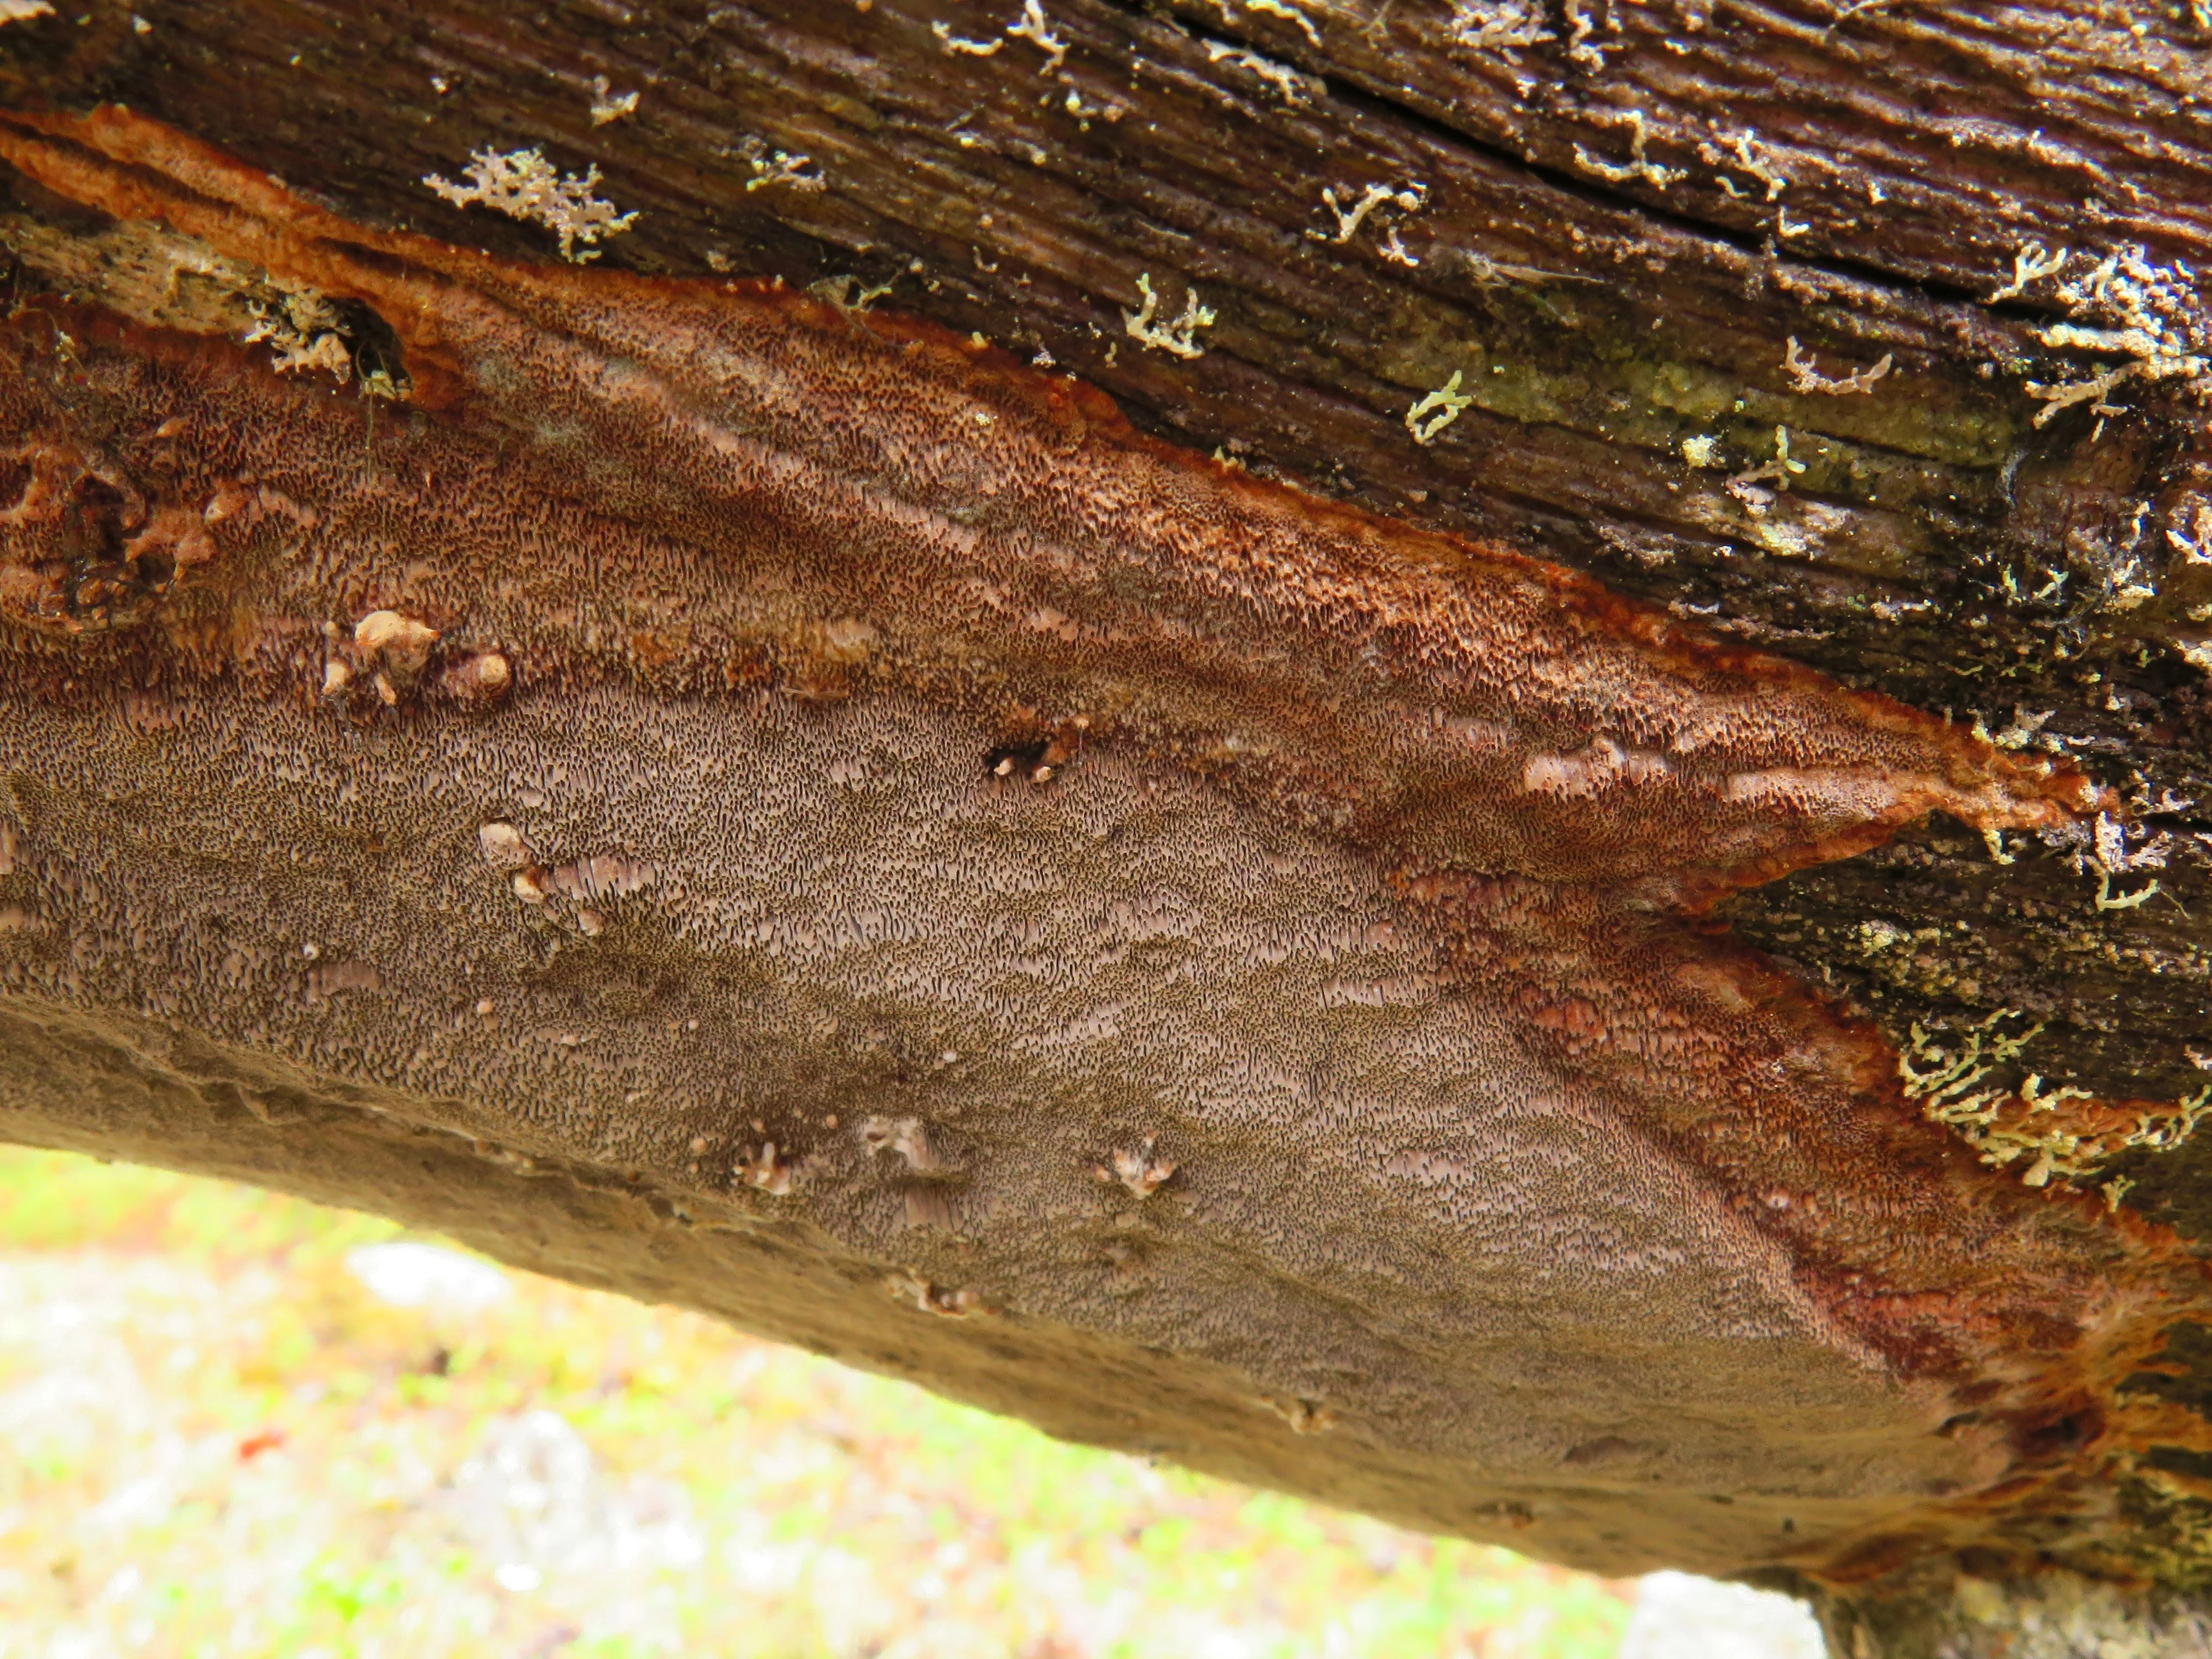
[
  {"x1": 325, "y1": 294, "x2": 412, "y2": 395},
  {"x1": 983, "y1": 737, "x2": 1052, "y2": 779},
  {"x1": 0, "y1": 453, "x2": 33, "y2": 515}
]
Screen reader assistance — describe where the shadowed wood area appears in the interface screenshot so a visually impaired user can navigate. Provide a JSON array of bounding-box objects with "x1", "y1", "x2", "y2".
[{"x1": 7, "y1": 2, "x2": 2212, "y2": 1650}]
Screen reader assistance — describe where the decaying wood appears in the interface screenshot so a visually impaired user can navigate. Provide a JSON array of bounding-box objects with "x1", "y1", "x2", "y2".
[{"x1": 7, "y1": 0, "x2": 2212, "y2": 1647}]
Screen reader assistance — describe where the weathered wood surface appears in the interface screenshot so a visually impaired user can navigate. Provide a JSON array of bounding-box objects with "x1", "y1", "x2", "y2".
[{"x1": 8, "y1": 0, "x2": 2212, "y2": 1640}]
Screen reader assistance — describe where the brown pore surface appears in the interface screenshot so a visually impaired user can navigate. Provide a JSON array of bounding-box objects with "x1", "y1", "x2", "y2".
[{"x1": 1, "y1": 106, "x2": 2208, "y2": 1584}]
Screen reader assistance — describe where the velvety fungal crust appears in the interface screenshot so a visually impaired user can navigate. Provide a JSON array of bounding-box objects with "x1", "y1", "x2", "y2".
[{"x1": 1, "y1": 106, "x2": 2208, "y2": 1584}]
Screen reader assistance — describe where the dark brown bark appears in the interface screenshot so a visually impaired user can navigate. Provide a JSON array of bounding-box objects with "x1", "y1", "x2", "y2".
[{"x1": 8, "y1": 0, "x2": 2212, "y2": 1641}]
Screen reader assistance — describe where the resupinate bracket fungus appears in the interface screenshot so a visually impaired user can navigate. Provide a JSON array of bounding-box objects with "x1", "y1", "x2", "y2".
[{"x1": 3, "y1": 84, "x2": 2212, "y2": 1651}]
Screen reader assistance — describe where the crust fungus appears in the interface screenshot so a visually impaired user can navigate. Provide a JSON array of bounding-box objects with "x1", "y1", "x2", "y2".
[{"x1": 4, "y1": 105, "x2": 2211, "y2": 1615}]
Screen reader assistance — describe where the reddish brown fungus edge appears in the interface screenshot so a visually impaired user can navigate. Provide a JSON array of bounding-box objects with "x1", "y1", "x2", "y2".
[
  {"x1": 0, "y1": 102, "x2": 2100, "y2": 867},
  {"x1": 709, "y1": 283, "x2": 2091, "y2": 843},
  {"x1": 1399, "y1": 867, "x2": 2212, "y2": 1582}
]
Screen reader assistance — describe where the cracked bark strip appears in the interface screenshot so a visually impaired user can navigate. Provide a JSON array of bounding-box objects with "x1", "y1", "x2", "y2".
[{"x1": 3, "y1": 106, "x2": 2211, "y2": 1590}]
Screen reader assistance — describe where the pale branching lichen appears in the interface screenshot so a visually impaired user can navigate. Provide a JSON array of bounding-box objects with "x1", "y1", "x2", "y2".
[
  {"x1": 940, "y1": 0, "x2": 1072, "y2": 67},
  {"x1": 1407, "y1": 371, "x2": 1474, "y2": 446},
  {"x1": 1562, "y1": 0, "x2": 1616, "y2": 69},
  {"x1": 808, "y1": 274, "x2": 895, "y2": 314},
  {"x1": 1725, "y1": 426, "x2": 1806, "y2": 512},
  {"x1": 240, "y1": 285, "x2": 404, "y2": 400},
  {"x1": 1708, "y1": 131, "x2": 1789, "y2": 202},
  {"x1": 1987, "y1": 239, "x2": 2070, "y2": 303},
  {"x1": 1203, "y1": 40, "x2": 1316, "y2": 105},
  {"x1": 423, "y1": 148, "x2": 639, "y2": 263},
  {"x1": 1988, "y1": 706, "x2": 2054, "y2": 752},
  {"x1": 1124, "y1": 273, "x2": 1216, "y2": 359},
  {"x1": 1005, "y1": 0, "x2": 1068, "y2": 70},
  {"x1": 931, "y1": 21, "x2": 1004, "y2": 54},
  {"x1": 1573, "y1": 111, "x2": 1687, "y2": 191},
  {"x1": 1319, "y1": 182, "x2": 1391, "y2": 243},
  {"x1": 1681, "y1": 434, "x2": 1721, "y2": 468},
  {"x1": 241, "y1": 289, "x2": 352, "y2": 383},
  {"x1": 2073, "y1": 810, "x2": 2169, "y2": 912},
  {"x1": 1783, "y1": 337, "x2": 1893, "y2": 396},
  {"x1": 1905, "y1": 1014, "x2": 2039, "y2": 1135},
  {"x1": 1988, "y1": 243, "x2": 2211, "y2": 437},
  {"x1": 1310, "y1": 181, "x2": 1427, "y2": 266},
  {"x1": 1445, "y1": 0, "x2": 1554, "y2": 55},
  {"x1": 1311, "y1": 181, "x2": 1423, "y2": 246},
  {"x1": 1856, "y1": 919, "x2": 1909, "y2": 953},
  {"x1": 587, "y1": 76, "x2": 639, "y2": 126},
  {"x1": 2094, "y1": 868, "x2": 2161, "y2": 912},
  {"x1": 1244, "y1": 0, "x2": 1323, "y2": 46},
  {"x1": 2168, "y1": 499, "x2": 2212, "y2": 565},
  {"x1": 743, "y1": 145, "x2": 826, "y2": 195},
  {"x1": 1901, "y1": 1011, "x2": 2212, "y2": 1196}
]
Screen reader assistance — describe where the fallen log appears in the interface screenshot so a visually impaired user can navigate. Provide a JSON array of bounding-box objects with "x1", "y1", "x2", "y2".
[{"x1": 6, "y1": 2, "x2": 2212, "y2": 1649}]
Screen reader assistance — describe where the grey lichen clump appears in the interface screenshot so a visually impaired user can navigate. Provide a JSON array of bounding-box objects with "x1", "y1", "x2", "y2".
[
  {"x1": 1722, "y1": 803, "x2": 2212, "y2": 1193},
  {"x1": 424, "y1": 148, "x2": 639, "y2": 263},
  {"x1": 1898, "y1": 1008, "x2": 2211, "y2": 1205},
  {"x1": 1992, "y1": 242, "x2": 2211, "y2": 439}
]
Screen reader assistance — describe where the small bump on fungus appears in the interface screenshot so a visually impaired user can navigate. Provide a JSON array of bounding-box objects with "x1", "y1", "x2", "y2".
[
  {"x1": 441, "y1": 649, "x2": 512, "y2": 706},
  {"x1": 353, "y1": 609, "x2": 439, "y2": 676}
]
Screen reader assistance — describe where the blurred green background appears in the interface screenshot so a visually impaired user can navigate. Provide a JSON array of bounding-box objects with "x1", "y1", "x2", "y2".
[{"x1": 0, "y1": 1143, "x2": 1635, "y2": 1658}]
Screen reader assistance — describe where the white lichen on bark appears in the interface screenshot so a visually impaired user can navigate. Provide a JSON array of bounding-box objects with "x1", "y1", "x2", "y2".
[{"x1": 424, "y1": 148, "x2": 639, "y2": 263}]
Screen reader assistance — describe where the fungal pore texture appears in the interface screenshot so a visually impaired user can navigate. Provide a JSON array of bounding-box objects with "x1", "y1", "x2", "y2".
[{"x1": 0, "y1": 106, "x2": 2195, "y2": 1589}]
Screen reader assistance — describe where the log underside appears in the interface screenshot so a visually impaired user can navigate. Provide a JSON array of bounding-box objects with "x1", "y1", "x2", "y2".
[{"x1": 7, "y1": 0, "x2": 2212, "y2": 1646}]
